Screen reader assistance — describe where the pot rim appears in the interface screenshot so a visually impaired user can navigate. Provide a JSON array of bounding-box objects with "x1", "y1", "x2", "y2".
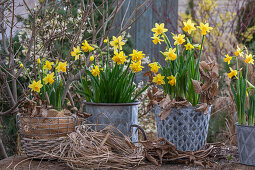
[
  {"x1": 83, "y1": 100, "x2": 140, "y2": 106},
  {"x1": 235, "y1": 122, "x2": 255, "y2": 128},
  {"x1": 154, "y1": 104, "x2": 212, "y2": 109}
]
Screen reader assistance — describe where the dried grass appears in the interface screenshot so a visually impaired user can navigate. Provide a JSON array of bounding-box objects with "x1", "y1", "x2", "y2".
[
  {"x1": 43, "y1": 125, "x2": 145, "y2": 169},
  {"x1": 40, "y1": 124, "x2": 224, "y2": 169}
]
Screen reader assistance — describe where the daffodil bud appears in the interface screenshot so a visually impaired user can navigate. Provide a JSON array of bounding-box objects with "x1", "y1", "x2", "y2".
[{"x1": 90, "y1": 56, "x2": 94, "y2": 61}]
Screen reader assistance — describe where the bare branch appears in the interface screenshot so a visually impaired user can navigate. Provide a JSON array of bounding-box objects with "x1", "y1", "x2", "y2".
[{"x1": 0, "y1": 97, "x2": 25, "y2": 116}]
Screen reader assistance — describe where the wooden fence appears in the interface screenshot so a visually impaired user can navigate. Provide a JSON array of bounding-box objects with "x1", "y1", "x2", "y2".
[{"x1": 112, "y1": 0, "x2": 178, "y2": 81}]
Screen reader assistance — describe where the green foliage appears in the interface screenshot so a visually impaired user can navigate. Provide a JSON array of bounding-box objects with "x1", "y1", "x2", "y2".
[
  {"x1": 248, "y1": 90, "x2": 255, "y2": 126},
  {"x1": 76, "y1": 64, "x2": 146, "y2": 103},
  {"x1": 74, "y1": 39, "x2": 148, "y2": 103},
  {"x1": 230, "y1": 71, "x2": 246, "y2": 125},
  {"x1": 230, "y1": 57, "x2": 248, "y2": 125}
]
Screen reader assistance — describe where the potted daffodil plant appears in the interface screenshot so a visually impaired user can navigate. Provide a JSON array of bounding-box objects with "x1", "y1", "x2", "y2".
[
  {"x1": 225, "y1": 46, "x2": 255, "y2": 166},
  {"x1": 73, "y1": 36, "x2": 149, "y2": 141},
  {"x1": 18, "y1": 57, "x2": 85, "y2": 159},
  {"x1": 150, "y1": 20, "x2": 219, "y2": 151},
  {"x1": 24, "y1": 58, "x2": 68, "y2": 110}
]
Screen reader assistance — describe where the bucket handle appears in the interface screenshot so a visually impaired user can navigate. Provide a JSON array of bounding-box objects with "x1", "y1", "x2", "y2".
[{"x1": 129, "y1": 124, "x2": 147, "y2": 141}]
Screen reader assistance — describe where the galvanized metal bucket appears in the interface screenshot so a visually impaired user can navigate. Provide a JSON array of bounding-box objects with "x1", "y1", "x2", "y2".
[
  {"x1": 155, "y1": 105, "x2": 211, "y2": 151},
  {"x1": 236, "y1": 123, "x2": 255, "y2": 166},
  {"x1": 84, "y1": 101, "x2": 139, "y2": 142}
]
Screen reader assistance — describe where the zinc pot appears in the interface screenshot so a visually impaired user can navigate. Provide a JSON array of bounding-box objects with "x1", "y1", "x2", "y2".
[
  {"x1": 236, "y1": 123, "x2": 255, "y2": 166},
  {"x1": 155, "y1": 105, "x2": 211, "y2": 151},
  {"x1": 84, "y1": 101, "x2": 139, "y2": 142}
]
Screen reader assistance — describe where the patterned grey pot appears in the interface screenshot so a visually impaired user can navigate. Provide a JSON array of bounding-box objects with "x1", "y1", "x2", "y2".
[
  {"x1": 84, "y1": 101, "x2": 139, "y2": 142},
  {"x1": 155, "y1": 105, "x2": 211, "y2": 151},
  {"x1": 236, "y1": 123, "x2": 255, "y2": 166}
]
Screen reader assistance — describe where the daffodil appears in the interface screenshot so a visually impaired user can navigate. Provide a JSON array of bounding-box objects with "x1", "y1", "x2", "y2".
[
  {"x1": 164, "y1": 48, "x2": 177, "y2": 61},
  {"x1": 81, "y1": 40, "x2": 94, "y2": 52},
  {"x1": 112, "y1": 51, "x2": 127, "y2": 65},
  {"x1": 148, "y1": 62, "x2": 160, "y2": 73},
  {"x1": 151, "y1": 34, "x2": 163, "y2": 45},
  {"x1": 43, "y1": 72, "x2": 55, "y2": 85},
  {"x1": 184, "y1": 43, "x2": 194, "y2": 51},
  {"x1": 129, "y1": 49, "x2": 145, "y2": 62},
  {"x1": 71, "y1": 46, "x2": 81, "y2": 60},
  {"x1": 20, "y1": 63, "x2": 24, "y2": 68},
  {"x1": 90, "y1": 55, "x2": 95, "y2": 61},
  {"x1": 167, "y1": 75, "x2": 176, "y2": 86},
  {"x1": 151, "y1": 23, "x2": 168, "y2": 36},
  {"x1": 227, "y1": 67, "x2": 238, "y2": 79},
  {"x1": 234, "y1": 46, "x2": 243, "y2": 57},
  {"x1": 245, "y1": 54, "x2": 254, "y2": 65},
  {"x1": 197, "y1": 44, "x2": 203, "y2": 50},
  {"x1": 183, "y1": 19, "x2": 196, "y2": 34},
  {"x1": 91, "y1": 65, "x2": 100, "y2": 77},
  {"x1": 197, "y1": 23, "x2": 213, "y2": 35},
  {"x1": 29, "y1": 80, "x2": 43, "y2": 93},
  {"x1": 104, "y1": 37, "x2": 109, "y2": 43},
  {"x1": 43, "y1": 60, "x2": 53, "y2": 70},
  {"x1": 224, "y1": 54, "x2": 232, "y2": 65},
  {"x1": 173, "y1": 34, "x2": 186, "y2": 45},
  {"x1": 37, "y1": 58, "x2": 41, "y2": 64},
  {"x1": 130, "y1": 61, "x2": 144, "y2": 73},
  {"x1": 110, "y1": 36, "x2": 125, "y2": 51},
  {"x1": 56, "y1": 61, "x2": 67, "y2": 72},
  {"x1": 153, "y1": 74, "x2": 165, "y2": 85}
]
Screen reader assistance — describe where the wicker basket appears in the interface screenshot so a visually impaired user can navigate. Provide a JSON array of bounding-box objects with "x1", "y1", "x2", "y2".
[{"x1": 17, "y1": 114, "x2": 83, "y2": 159}]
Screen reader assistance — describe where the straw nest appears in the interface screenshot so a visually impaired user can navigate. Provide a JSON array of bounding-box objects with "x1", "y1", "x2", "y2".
[{"x1": 44, "y1": 124, "x2": 145, "y2": 169}]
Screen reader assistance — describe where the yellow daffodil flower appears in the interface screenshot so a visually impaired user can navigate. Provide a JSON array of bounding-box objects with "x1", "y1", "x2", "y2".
[
  {"x1": 110, "y1": 36, "x2": 125, "y2": 52},
  {"x1": 197, "y1": 44, "x2": 203, "y2": 50},
  {"x1": 129, "y1": 49, "x2": 145, "y2": 62},
  {"x1": 224, "y1": 54, "x2": 232, "y2": 65},
  {"x1": 130, "y1": 61, "x2": 144, "y2": 73},
  {"x1": 151, "y1": 34, "x2": 164, "y2": 45},
  {"x1": 173, "y1": 34, "x2": 186, "y2": 45},
  {"x1": 43, "y1": 72, "x2": 55, "y2": 85},
  {"x1": 164, "y1": 48, "x2": 177, "y2": 61},
  {"x1": 227, "y1": 67, "x2": 238, "y2": 79},
  {"x1": 19, "y1": 63, "x2": 24, "y2": 68},
  {"x1": 234, "y1": 46, "x2": 243, "y2": 57},
  {"x1": 153, "y1": 74, "x2": 165, "y2": 85},
  {"x1": 43, "y1": 60, "x2": 53, "y2": 70},
  {"x1": 245, "y1": 54, "x2": 254, "y2": 65},
  {"x1": 81, "y1": 40, "x2": 94, "y2": 52},
  {"x1": 151, "y1": 23, "x2": 168, "y2": 36},
  {"x1": 183, "y1": 19, "x2": 196, "y2": 34},
  {"x1": 197, "y1": 23, "x2": 213, "y2": 35},
  {"x1": 167, "y1": 75, "x2": 176, "y2": 86},
  {"x1": 112, "y1": 51, "x2": 127, "y2": 65},
  {"x1": 29, "y1": 80, "x2": 43, "y2": 93},
  {"x1": 91, "y1": 65, "x2": 100, "y2": 77},
  {"x1": 71, "y1": 46, "x2": 81, "y2": 60},
  {"x1": 56, "y1": 61, "x2": 67, "y2": 72},
  {"x1": 37, "y1": 58, "x2": 41, "y2": 64},
  {"x1": 104, "y1": 37, "x2": 109, "y2": 43},
  {"x1": 148, "y1": 62, "x2": 160, "y2": 73},
  {"x1": 90, "y1": 55, "x2": 95, "y2": 61},
  {"x1": 184, "y1": 43, "x2": 194, "y2": 51}
]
